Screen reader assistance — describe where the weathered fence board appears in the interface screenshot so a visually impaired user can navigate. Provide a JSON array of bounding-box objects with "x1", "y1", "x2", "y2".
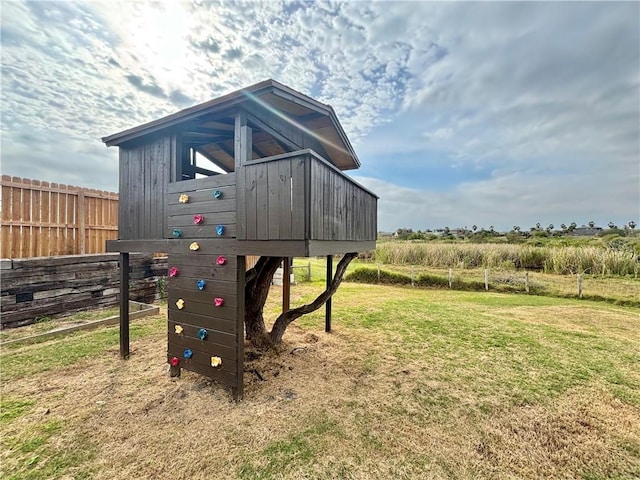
[{"x1": 0, "y1": 176, "x2": 119, "y2": 258}]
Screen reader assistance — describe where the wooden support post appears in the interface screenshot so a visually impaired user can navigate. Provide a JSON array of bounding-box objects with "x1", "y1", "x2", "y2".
[
  {"x1": 448, "y1": 268, "x2": 453, "y2": 288},
  {"x1": 233, "y1": 256, "x2": 246, "y2": 401},
  {"x1": 525, "y1": 272, "x2": 530, "y2": 293},
  {"x1": 484, "y1": 268, "x2": 489, "y2": 291},
  {"x1": 119, "y1": 252, "x2": 130, "y2": 359},
  {"x1": 283, "y1": 258, "x2": 291, "y2": 313},
  {"x1": 325, "y1": 255, "x2": 332, "y2": 332},
  {"x1": 411, "y1": 266, "x2": 414, "y2": 287}
]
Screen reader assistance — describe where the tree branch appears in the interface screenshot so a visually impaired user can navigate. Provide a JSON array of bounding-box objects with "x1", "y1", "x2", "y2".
[{"x1": 269, "y1": 253, "x2": 357, "y2": 343}]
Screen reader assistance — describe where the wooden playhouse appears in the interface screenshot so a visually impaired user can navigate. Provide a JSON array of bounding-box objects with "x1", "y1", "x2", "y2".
[{"x1": 103, "y1": 79, "x2": 378, "y2": 398}]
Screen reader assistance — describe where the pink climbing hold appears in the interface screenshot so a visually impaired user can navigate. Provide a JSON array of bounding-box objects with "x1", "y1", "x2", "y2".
[
  {"x1": 216, "y1": 256, "x2": 227, "y2": 265},
  {"x1": 169, "y1": 266, "x2": 179, "y2": 277},
  {"x1": 193, "y1": 214, "x2": 205, "y2": 225},
  {"x1": 214, "y1": 297, "x2": 224, "y2": 307}
]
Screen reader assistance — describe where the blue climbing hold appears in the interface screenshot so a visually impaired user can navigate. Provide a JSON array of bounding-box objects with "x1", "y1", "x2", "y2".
[
  {"x1": 216, "y1": 225, "x2": 225, "y2": 236},
  {"x1": 198, "y1": 328, "x2": 208, "y2": 340},
  {"x1": 172, "y1": 229, "x2": 182, "y2": 238},
  {"x1": 183, "y1": 349, "x2": 193, "y2": 359},
  {"x1": 197, "y1": 279, "x2": 206, "y2": 291},
  {"x1": 213, "y1": 189, "x2": 222, "y2": 199}
]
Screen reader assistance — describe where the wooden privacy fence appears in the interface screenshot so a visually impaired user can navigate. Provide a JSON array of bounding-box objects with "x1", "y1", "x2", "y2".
[{"x1": 1, "y1": 176, "x2": 118, "y2": 258}]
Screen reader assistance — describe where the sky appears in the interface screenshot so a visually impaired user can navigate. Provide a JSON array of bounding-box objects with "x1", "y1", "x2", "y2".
[{"x1": 1, "y1": 0, "x2": 639, "y2": 233}]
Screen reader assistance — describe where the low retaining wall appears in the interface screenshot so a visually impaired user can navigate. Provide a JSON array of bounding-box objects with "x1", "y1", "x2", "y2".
[{"x1": 1, "y1": 253, "x2": 168, "y2": 328}]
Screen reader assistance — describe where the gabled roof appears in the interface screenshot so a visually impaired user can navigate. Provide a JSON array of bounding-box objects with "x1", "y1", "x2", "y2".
[{"x1": 102, "y1": 79, "x2": 360, "y2": 171}]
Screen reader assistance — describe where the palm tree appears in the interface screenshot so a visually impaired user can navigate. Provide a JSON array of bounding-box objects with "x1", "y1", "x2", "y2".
[
  {"x1": 535, "y1": 222, "x2": 541, "y2": 231},
  {"x1": 560, "y1": 223, "x2": 567, "y2": 232},
  {"x1": 546, "y1": 224, "x2": 554, "y2": 233},
  {"x1": 569, "y1": 222, "x2": 577, "y2": 232},
  {"x1": 472, "y1": 225, "x2": 477, "y2": 232},
  {"x1": 628, "y1": 221, "x2": 636, "y2": 230},
  {"x1": 588, "y1": 220, "x2": 595, "y2": 228},
  {"x1": 608, "y1": 221, "x2": 616, "y2": 229}
]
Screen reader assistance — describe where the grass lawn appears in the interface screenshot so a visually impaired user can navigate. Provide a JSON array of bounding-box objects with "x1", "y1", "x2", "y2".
[{"x1": 1, "y1": 280, "x2": 639, "y2": 479}]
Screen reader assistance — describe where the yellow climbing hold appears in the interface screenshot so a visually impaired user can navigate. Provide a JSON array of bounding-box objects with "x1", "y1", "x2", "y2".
[
  {"x1": 210, "y1": 356, "x2": 222, "y2": 367},
  {"x1": 175, "y1": 325, "x2": 184, "y2": 334},
  {"x1": 176, "y1": 298, "x2": 185, "y2": 310},
  {"x1": 178, "y1": 194, "x2": 189, "y2": 203},
  {"x1": 189, "y1": 242, "x2": 200, "y2": 251}
]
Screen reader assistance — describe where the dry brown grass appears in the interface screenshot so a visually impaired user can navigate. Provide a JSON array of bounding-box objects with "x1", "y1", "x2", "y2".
[{"x1": 2, "y1": 285, "x2": 639, "y2": 479}]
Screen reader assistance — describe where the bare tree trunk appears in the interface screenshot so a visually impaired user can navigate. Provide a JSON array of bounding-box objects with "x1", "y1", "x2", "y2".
[
  {"x1": 244, "y1": 256, "x2": 283, "y2": 348},
  {"x1": 269, "y1": 252, "x2": 357, "y2": 344}
]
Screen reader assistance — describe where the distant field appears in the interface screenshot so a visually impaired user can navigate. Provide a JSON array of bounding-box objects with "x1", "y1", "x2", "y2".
[
  {"x1": 373, "y1": 240, "x2": 639, "y2": 276},
  {"x1": 2, "y1": 281, "x2": 639, "y2": 479}
]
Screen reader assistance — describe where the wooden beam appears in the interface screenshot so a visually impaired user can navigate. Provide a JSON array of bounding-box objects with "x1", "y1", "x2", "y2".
[
  {"x1": 183, "y1": 128, "x2": 234, "y2": 137},
  {"x1": 235, "y1": 111, "x2": 251, "y2": 239},
  {"x1": 119, "y1": 252, "x2": 130, "y2": 359},
  {"x1": 217, "y1": 140, "x2": 235, "y2": 160},
  {"x1": 234, "y1": 256, "x2": 246, "y2": 400},
  {"x1": 252, "y1": 143, "x2": 269, "y2": 158},
  {"x1": 247, "y1": 114, "x2": 301, "y2": 152},
  {"x1": 325, "y1": 255, "x2": 332, "y2": 332},
  {"x1": 283, "y1": 258, "x2": 291, "y2": 313},
  {"x1": 192, "y1": 166, "x2": 220, "y2": 176}
]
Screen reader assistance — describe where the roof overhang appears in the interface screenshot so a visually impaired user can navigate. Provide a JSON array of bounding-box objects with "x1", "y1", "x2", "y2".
[{"x1": 101, "y1": 79, "x2": 360, "y2": 170}]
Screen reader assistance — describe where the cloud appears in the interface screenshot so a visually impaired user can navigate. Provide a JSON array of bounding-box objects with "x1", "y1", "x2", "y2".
[
  {"x1": 125, "y1": 74, "x2": 166, "y2": 99},
  {"x1": 0, "y1": 0, "x2": 637, "y2": 231}
]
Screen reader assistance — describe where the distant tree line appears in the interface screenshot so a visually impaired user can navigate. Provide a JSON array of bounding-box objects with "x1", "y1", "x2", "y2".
[{"x1": 392, "y1": 221, "x2": 637, "y2": 240}]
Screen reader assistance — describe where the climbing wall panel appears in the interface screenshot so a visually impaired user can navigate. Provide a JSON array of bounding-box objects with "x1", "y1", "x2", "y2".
[
  {"x1": 167, "y1": 252, "x2": 245, "y2": 398},
  {"x1": 166, "y1": 174, "x2": 244, "y2": 398}
]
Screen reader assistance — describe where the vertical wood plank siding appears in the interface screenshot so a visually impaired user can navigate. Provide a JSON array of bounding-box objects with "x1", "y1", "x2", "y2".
[
  {"x1": 118, "y1": 135, "x2": 174, "y2": 240},
  {"x1": 241, "y1": 152, "x2": 377, "y2": 242}
]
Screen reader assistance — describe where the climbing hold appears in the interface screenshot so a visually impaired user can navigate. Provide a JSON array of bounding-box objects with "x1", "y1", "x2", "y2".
[
  {"x1": 183, "y1": 349, "x2": 193, "y2": 359},
  {"x1": 198, "y1": 328, "x2": 208, "y2": 340},
  {"x1": 174, "y1": 325, "x2": 184, "y2": 335},
  {"x1": 169, "y1": 266, "x2": 179, "y2": 277},
  {"x1": 170, "y1": 356, "x2": 180, "y2": 367},
  {"x1": 213, "y1": 189, "x2": 222, "y2": 199},
  {"x1": 193, "y1": 214, "x2": 205, "y2": 225},
  {"x1": 176, "y1": 298, "x2": 185, "y2": 310},
  {"x1": 210, "y1": 356, "x2": 222, "y2": 367},
  {"x1": 216, "y1": 225, "x2": 225, "y2": 236},
  {"x1": 214, "y1": 297, "x2": 224, "y2": 307},
  {"x1": 216, "y1": 255, "x2": 227, "y2": 265},
  {"x1": 197, "y1": 279, "x2": 206, "y2": 291},
  {"x1": 172, "y1": 229, "x2": 182, "y2": 238},
  {"x1": 189, "y1": 242, "x2": 200, "y2": 251},
  {"x1": 179, "y1": 194, "x2": 190, "y2": 204}
]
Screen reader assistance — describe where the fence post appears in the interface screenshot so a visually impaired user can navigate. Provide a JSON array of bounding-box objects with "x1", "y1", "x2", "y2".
[
  {"x1": 577, "y1": 273, "x2": 583, "y2": 298},
  {"x1": 484, "y1": 269, "x2": 489, "y2": 291},
  {"x1": 377, "y1": 264, "x2": 381, "y2": 282},
  {"x1": 307, "y1": 261, "x2": 311, "y2": 281},
  {"x1": 525, "y1": 271, "x2": 530, "y2": 293},
  {"x1": 78, "y1": 191, "x2": 86, "y2": 255},
  {"x1": 448, "y1": 268, "x2": 453, "y2": 288},
  {"x1": 411, "y1": 266, "x2": 414, "y2": 287}
]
